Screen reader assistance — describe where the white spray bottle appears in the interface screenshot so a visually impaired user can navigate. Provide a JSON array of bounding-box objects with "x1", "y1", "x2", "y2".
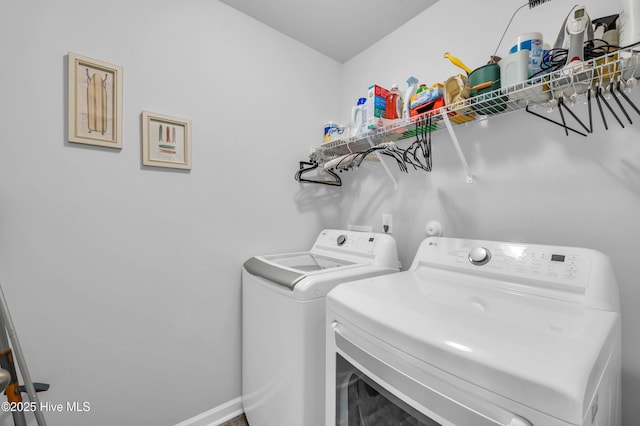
[{"x1": 403, "y1": 76, "x2": 419, "y2": 120}]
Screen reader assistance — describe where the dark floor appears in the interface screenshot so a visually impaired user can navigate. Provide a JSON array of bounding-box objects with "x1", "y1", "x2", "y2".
[{"x1": 220, "y1": 413, "x2": 249, "y2": 426}]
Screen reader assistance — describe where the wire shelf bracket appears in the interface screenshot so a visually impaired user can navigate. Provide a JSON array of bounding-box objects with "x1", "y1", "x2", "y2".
[{"x1": 441, "y1": 111, "x2": 474, "y2": 184}]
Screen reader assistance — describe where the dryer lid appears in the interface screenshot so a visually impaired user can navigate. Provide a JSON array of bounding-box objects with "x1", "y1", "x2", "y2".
[{"x1": 327, "y1": 270, "x2": 620, "y2": 424}]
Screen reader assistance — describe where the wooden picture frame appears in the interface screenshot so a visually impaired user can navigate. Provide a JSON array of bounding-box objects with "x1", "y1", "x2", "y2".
[
  {"x1": 141, "y1": 111, "x2": 192, "y2": 170},
  {"x1": 67, "y1": 52, "x2": 123, "y2": 149}
]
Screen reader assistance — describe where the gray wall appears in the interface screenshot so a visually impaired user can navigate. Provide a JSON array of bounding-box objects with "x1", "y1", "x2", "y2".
[
  {"x1": 335, "y1": 0, "x2": 640, "y2": 424},
  {"x1": 0, "y1": 1, "x2": 341, "y2": 425}
]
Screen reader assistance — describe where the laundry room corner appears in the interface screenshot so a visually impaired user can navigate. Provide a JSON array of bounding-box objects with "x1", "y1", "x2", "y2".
[
  {"x1": 0, "y1": 0, "x2": 343, "y2": 425},
  {"x1": 334, "y1": 0, "x2": 640, "y2": 424}
]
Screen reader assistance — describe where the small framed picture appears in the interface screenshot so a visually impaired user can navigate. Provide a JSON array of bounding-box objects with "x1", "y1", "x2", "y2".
[
  {"x1": 141, "y1": 111, "x2": 192, "y2": 170},
  {"x1": 67, "y1": 52, "x2": 123, "y2": 148}
]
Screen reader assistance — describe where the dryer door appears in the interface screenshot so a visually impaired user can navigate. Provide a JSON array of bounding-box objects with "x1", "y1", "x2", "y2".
[
  {"x1": 332, "y1": 322, "x2": 534, "y2": 426},
  {"x1": 336, "y1": 353, "x2": 441, "y2": 426}
]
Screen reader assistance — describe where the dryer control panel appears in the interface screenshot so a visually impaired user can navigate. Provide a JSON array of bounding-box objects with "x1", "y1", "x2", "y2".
[
  {"x1": 409, "y1": 237, "x2": 619, "y2": 311},
  {"x1": 455, "y1": 243, "x2": 587, "y2": 286}
]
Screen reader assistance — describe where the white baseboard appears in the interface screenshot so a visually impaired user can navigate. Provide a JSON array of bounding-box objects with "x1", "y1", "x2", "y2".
[{"x1": 174, "y1": 397, "x2": 244, "y2": 426}]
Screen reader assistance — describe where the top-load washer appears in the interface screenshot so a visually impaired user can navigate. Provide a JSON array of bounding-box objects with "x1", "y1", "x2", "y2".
[
  {"x1": 242, "y1": 229, "x2": 400, "y2": 426},
  {"x1": 326, "y1": 237, "x2": 621, "y2": 426}
]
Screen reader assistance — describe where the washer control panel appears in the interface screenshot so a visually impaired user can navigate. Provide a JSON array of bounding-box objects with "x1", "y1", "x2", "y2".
[
  {"x1": 413, "y1": 237, "x2": 593, "y2": 292},
  {"x1": 312, "y1": 229, "x2": 399, "y2": 263},
  {"x1": 315, "y1": 230, "x2": 378, "y2": 253}
]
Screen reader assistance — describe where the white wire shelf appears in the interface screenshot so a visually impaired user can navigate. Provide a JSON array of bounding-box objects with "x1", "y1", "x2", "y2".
[{"x1": 314, "y1": 46, "x2": 640, "y2": 161}]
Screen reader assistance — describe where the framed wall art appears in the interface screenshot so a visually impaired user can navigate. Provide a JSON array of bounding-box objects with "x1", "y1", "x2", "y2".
[
  {"x1": 141, "y1": 111, "x2": 192, "y2": 170},
  {"x1": 67, "y1": 52, "x2": 123, "y2": 148}
]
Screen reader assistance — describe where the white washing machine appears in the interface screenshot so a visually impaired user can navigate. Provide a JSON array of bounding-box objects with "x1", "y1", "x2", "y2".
[
  {"x1": 242, "y1": 229, "x2": 400, "y2": 426},
  {"x1": 326, "y1": 237, "x2": 621, "y2": 426}
]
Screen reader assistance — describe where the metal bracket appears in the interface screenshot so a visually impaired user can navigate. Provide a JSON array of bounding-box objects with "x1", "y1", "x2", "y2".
[{"x1": 441, "y1": 111, "x2": 474, "y2": 184}]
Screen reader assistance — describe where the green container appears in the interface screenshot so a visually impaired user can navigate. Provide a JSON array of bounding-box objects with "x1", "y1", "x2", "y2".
[{"x1": 469, "y1": 64, "x2": 506, "y2": 114}]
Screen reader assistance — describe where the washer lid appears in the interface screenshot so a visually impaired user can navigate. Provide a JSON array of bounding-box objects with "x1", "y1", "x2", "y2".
[
  {"x1": 327, "y1": 270, "x2": 620, "y2": 424},
  {"x1": 244, "y1": 252, "x2": 357, "y2": 290}
]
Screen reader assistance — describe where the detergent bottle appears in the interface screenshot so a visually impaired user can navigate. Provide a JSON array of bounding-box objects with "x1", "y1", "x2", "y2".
[
  {"x1": 386, "y1": 84, "x2": 403, "y2": 120},
  {"x1": 350, "y1": 97, "x2": 367, "y2": 138}
]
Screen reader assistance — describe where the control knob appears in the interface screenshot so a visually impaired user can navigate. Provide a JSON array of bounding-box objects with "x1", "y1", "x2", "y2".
[
  {"x1": 469, "y1": 247, "x2": 491, "y2": 265},
  {"x1": 337, "y1": 235, "x2": 347, "y2": 246}
]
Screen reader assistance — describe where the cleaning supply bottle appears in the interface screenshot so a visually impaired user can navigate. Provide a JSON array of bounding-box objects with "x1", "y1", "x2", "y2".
[
  {"x1": 386, "y1": 84, "x2": 403, "y2": 120},
  {"x1": 350, "y1": 97, "x2": 367, "y2": 138},
  {"x1": 403, "y1": 77, "x2": 418, "y2": 120},
  {"x1": 620, "y1": 0, "x2": 640, "y2": 49},
  {"x1": 409, "y1": 84, "x2": 428, "y2": 115}
]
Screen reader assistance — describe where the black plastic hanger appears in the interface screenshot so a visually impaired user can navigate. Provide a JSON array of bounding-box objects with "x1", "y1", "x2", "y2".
[
  {"x1": 596, "y1": 84, "x2": 625, "y2": 128},
  {"x1": 558, "y1": 96, "x2": 591, "y2": 134},
  {"x1": 617, "y1": 81, "x2": 640, "y2": 116},
  {"x1": 295, "y1": 161, "x2": 342, "y2": 186},
  {"x1": 609, "y1": 81, "x2": 636, "y2": 125},
  {"x1": 526, "y1": 104, "x2": 588, "y2": 137}
]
